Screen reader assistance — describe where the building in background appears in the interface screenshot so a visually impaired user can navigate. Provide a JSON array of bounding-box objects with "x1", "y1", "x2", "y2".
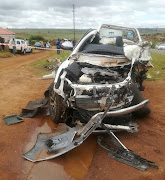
[{"x1": 0, "y1": 28, "x2": 15, "y2": 42}]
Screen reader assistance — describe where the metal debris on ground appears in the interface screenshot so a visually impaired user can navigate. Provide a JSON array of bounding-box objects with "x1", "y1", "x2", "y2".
[
  {"x1": 3, "y1": 83, "x2": 52, "y2": 121},
  {"x1": 98, "y1": 136, "x2": 158, "y2": 171},
  {"x1": 44, "y1": 65, "x2": 58, "y2": 71},
  {"x1": 3, "y1": 114, "x2": 24, "y2": 125},
  {"x1": 23, "y1": 98, "x2": 150, "y2": 162},
  {"x1": 40, "y1": 71, "x2": 56, "y2": 79},
  {"x1": 108, "y1": 148, "x2": 158, "y2": 171},
  {"x1": 20, "y1": 98, "x2": 48, "y2": 118},
  {"x1": 23, "y1": 124, "x2": 78, "y2": 162},
  {"x1": 47, "y1": 58, "x2": 61, "y2": 63}
]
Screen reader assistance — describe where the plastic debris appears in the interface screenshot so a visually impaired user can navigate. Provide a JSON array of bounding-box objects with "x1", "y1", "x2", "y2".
[{"x1": 3, "y1": 114, "x2": 24, "y2": 125}]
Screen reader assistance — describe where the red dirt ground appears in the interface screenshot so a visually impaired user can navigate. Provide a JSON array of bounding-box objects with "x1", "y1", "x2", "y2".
[{"x1": 0, "y1": 52, "x2": 165, "y2": 180}]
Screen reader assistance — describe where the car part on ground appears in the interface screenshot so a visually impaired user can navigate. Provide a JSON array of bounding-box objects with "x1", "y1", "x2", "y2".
[
  {"x1": 23, "y1": 98, "x2": 149, "y2": 162},
  {"x1": 44, "y1": 65, "x2": 59, "y2": 71},
  {"x1": 98, "y1": 136, "x2": 158, "y2": 171},
  {"x1": 3, "y1": 114, "x2": 24, "y2": 125},
  {"x1": 21, "y1": 98, "x2": 49, "y2": 118},
  {"x1": 3, "y1": 84, "x2": 52, "y2": 122}
]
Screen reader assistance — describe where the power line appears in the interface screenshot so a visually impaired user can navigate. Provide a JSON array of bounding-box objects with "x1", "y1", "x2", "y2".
[{"x1": 73, "y1": 4, "x2": 75, "y2": 41}]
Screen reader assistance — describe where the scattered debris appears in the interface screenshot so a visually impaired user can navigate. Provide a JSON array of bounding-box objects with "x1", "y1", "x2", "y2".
[
  {"x1": 98, "y1": 136, "x2": 158, "y2": 171},
  {"x1": 23, "y1": 124, "x2": 77, "y2": 162},
  {"x1": 21, "y1": 98, "x2": 48, "y2": 118},
  {"x1": 23, "y1": 99, "x2": 150, "y2": 162},
  {"x1": 2, "y1": 83, "x2": 52, "y2": 123},
  {"x1": 44, "y1": 65, "x2": 58, "y2": 71},
  {"x1": 40, "y1": 71, "x2": 56, "y2": 79},
  {"x1": 108, "y1": 148, "x2": 158, "y2": 170},
  {"x1": 3, "y1": 114, "x2": 24, "y2": 125},
  {"x1": 47, "y1": 58, "x2": 60, "y2": 63}
]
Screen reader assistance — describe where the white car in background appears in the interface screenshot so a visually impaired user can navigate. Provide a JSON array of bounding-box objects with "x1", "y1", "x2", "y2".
[
  {"x1": 61, "y1": 39, "x2": 73, "y2": 50},
  {"x1": 157, "y1": 43, "x2": 165, "y2": 50},
  {"x1": 9, "y1": 39, "x2": 32, "y2": 54}
]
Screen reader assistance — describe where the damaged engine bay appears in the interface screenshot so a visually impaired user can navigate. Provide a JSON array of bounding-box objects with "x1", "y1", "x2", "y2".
[{"x1": 23, "y1": 24, "x2": 158, "y2": 170}]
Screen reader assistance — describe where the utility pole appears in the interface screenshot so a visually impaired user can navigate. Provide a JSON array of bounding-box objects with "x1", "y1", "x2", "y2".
[{"x1": 73, "y1": 4, "x2": 75, "y2": 41}]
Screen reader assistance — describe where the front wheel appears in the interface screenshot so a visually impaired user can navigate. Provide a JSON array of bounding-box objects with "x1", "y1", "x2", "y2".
[
  {"x1": 49, "y1": 84, "x2": 65, "y2": 123},
  {"x1": 130, "y1": 83, "x2": 151, "y2": 118}
]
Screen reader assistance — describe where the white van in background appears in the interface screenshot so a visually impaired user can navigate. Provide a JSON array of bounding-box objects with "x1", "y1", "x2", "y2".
[{"x1": 9, "y1": 39, "x2": 32, "y2": 54}]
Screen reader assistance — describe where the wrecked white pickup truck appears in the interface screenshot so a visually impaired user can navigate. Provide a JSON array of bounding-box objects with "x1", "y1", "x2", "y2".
[
  {"x1": 49, "y1": 24, "x2": 151, "y2": 124},
  {"x1": 24, "y1": 24, "x2": 158, "y2": 170}
]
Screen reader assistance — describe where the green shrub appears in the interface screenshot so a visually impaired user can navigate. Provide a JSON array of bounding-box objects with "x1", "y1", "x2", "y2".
[
  {"x1": 30, "y1": 40, "x2": 37, "y2": 45},
  {"x1": 29, "y1": 35, "x2": 45, "y2": 43}
]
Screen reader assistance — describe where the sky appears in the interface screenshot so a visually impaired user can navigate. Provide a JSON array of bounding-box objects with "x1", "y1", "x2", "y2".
[{"x1": 0, "y1": 0, "x2": 165, "y2": 29}]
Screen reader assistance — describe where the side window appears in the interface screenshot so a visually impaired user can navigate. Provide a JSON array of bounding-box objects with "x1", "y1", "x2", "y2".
[
  {"x1": 25, "y1": 41, "x2": 29, "y2": 45},
  {"x1": 21, "y1": 41, "x2": 24, "y2": 44},
  {"x1": 17, "y1": 41, "x2": 20, "y2": 44}
]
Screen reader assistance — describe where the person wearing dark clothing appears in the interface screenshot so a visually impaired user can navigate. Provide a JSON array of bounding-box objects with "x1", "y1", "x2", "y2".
[
  {"x1": 72, "y1": 40, "x2": 76, "y2": 47},
  {"x1": 12, "y1": 38, "x2": 16, "y2": 55},
  {"x1": 44, "y1": 42, "x2": 46, "y2": 48},
  {"x1": 0, "y1": 37, "x2": 5, "y2": 51},
  {"x1": 56, "y1": 38, "x2": 61, "y2": 54}
]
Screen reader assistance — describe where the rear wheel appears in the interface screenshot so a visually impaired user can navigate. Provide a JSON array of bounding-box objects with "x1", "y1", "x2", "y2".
[
  {"x1": 49, "y1": 84, "x2": 65, "y2": 123},
  {"x1": 130, "y1": 83, "x2": 151, "y2": 118},
  {"x1": 23, "y1": 49, "x2": 26, "y2": 55}
]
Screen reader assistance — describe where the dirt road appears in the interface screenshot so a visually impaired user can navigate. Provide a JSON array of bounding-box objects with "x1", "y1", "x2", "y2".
[{"x1": 0, "y1": 52, "x2": 165, "y2": 180}]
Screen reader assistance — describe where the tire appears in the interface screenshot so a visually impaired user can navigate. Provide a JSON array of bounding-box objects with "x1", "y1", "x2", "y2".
[
  {"x1": 49, "y1": 83, "x2": 65, "y2": 123},
  {"x1": 130, "y1": 83, "x2": 151, "y2": 118},
  {"x1": 23, "y1": 49, "x2": 26, "y2": 55}
]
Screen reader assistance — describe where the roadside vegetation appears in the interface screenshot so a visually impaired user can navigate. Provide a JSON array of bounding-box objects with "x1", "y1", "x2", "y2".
[
  {"x1": 31, "y1": 50, "x2": 71, "y2": 76},
  {"x1": 11, "y1": 29, "x2": 86, "y2": 42},
  {"x1": 148, "y1": 52, "x2": 165, "y2": 80},
  {"x1": 29, "y1": 35, "x2": 46, "y2": 45},
  {"x1": 0, "y1": 48, "x2": 12, "y2": 58}
]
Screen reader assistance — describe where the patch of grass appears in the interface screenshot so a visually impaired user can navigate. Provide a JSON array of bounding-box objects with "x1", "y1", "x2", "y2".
[
  {"x1": 0, "y1": 48, "x2": 12, "y2": 58},
  {"x1": 31, "y1": 50, "x2": 71, "y2": 76},
  {"x1": 147, "y1": 52, "x2": 165, "y2": 80}
]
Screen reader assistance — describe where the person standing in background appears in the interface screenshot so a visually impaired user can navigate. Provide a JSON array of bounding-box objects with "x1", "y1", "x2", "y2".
[
  {"x1": 0, "y1": 37, "x2": 5, "y2": 51},
  {"x1": 56, "y1": 38, "x2": 61, "y2": 54},
  {"x1": 12, "y1": 38, "x2": 16, "y2": 56}
]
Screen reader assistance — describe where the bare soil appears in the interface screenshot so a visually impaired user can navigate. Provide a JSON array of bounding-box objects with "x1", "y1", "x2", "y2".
[{"x1": 0, "y1": 52, "x2": 165, "y2": 180}]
